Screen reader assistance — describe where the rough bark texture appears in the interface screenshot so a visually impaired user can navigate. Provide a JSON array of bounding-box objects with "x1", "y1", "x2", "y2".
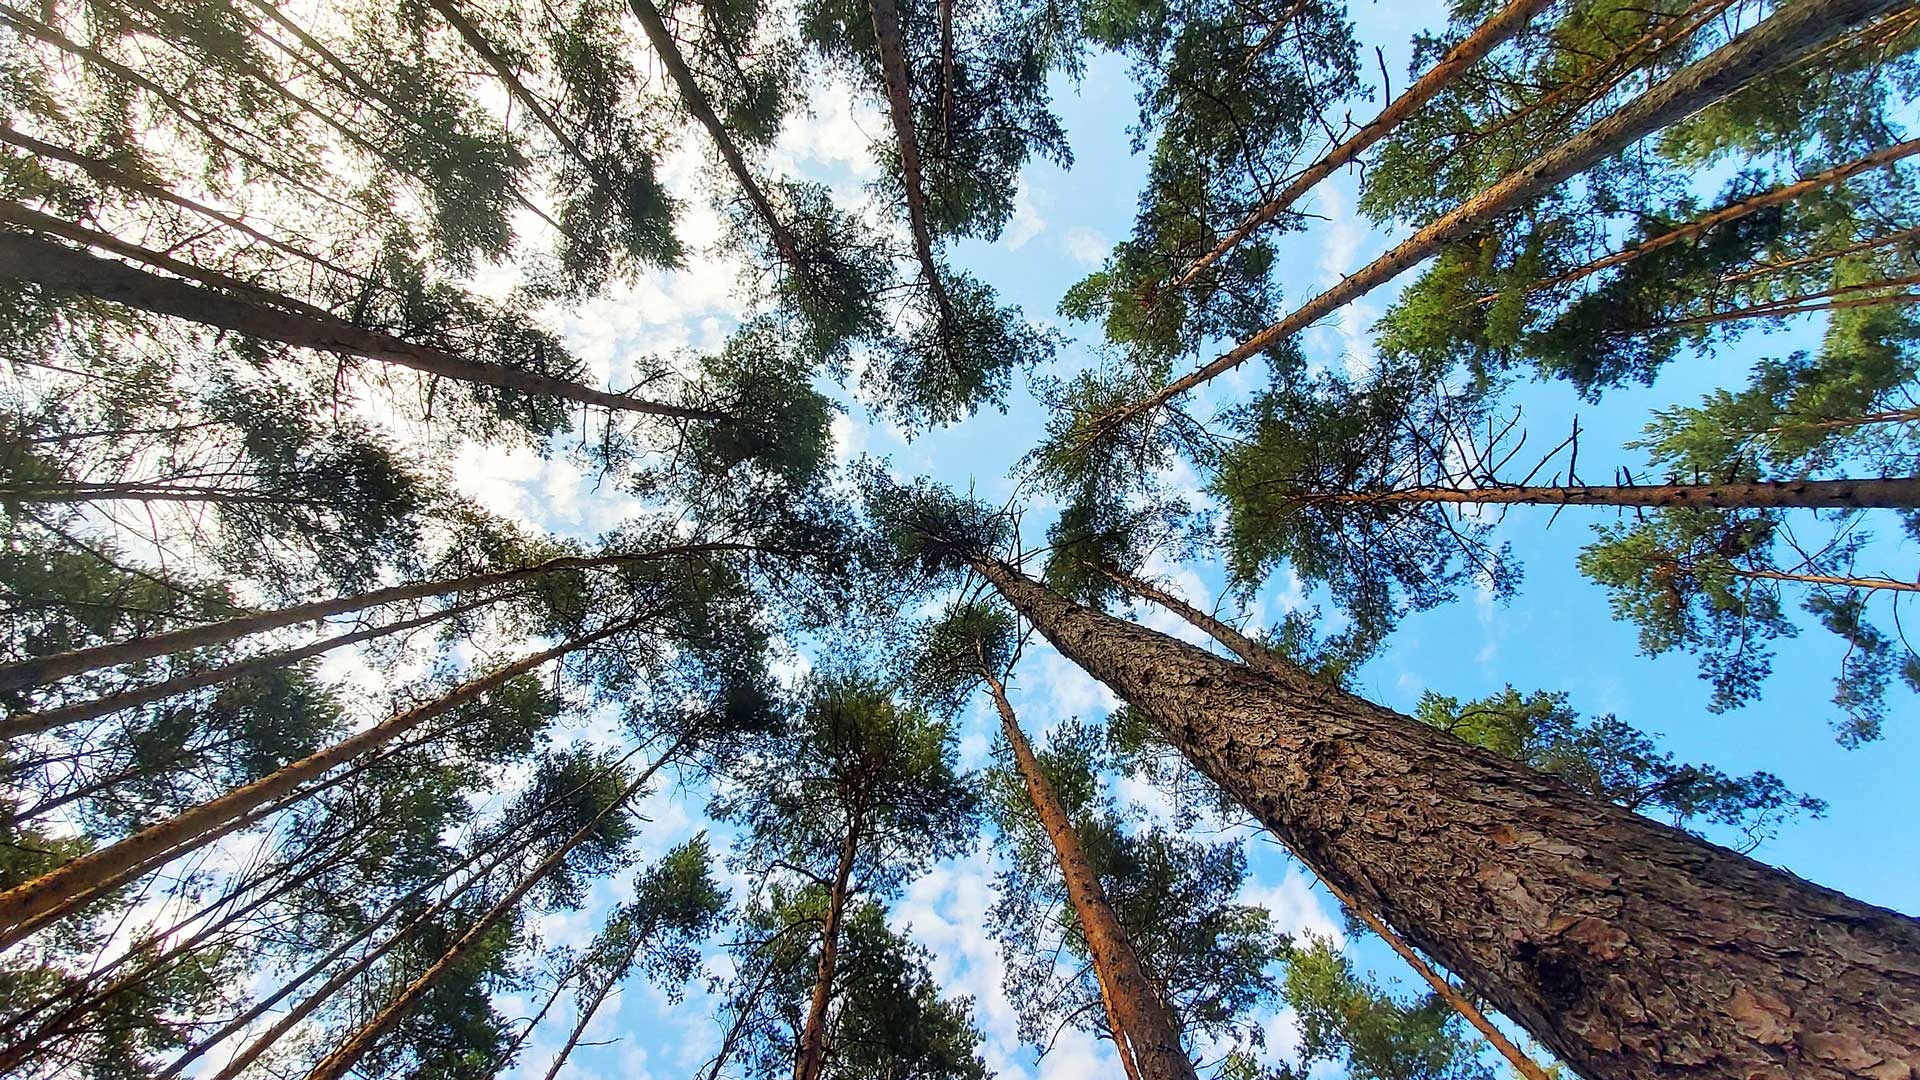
[
  {"x1": 1131, "y1": 0, "x2": 1905, "y2": 417},
  {"x1": 1107, "y1": 565, "x2": 1553, "y2": 1080},
  {"x1": 974, "y1": 556, "x2": 1920, "y2": 1080},
  {"x1": 1168, "y1": 0, "x2": 1555, "y2": 292},
  {"x1": 0, "y1": 544, "x2": 751, "y2": 693},
  {"x1": 0, "y1": 232, "x2": 722, "y2": 419},
  {"x1": 1330, "y1": 477, "x2": 1920, "y2": 510},
  {"x1": 984, "y1": 670, "x2": 1199, "y2": 1080},
  {"x1": 303, "y1": 742, "x2": 682, "y2": 1080},
  {"x1": 793, "y1": 810, "x2": 862, "y2": 1080},
  {"x1": 0, "y1": 624, "x2": 631, "y2": 947},
  {"x1": 866, "y1": 0, "x2": 957, "y2": 326}
]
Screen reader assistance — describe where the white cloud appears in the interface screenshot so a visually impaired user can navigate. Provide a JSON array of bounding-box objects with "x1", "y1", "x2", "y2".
[
  {"x1": 1059, "y1": 225, "x2": 1111, "y2": 269},
  {"x1": 1005, "y1": 182, "x2": 1049, "y2": 251}
]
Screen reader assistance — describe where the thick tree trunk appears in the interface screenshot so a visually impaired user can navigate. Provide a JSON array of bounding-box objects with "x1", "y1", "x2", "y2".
[
  {"x1": 0, "y1": 542, "x2": 756, "y2": 694},
  {"x1": 983, "y1": 668, "x2": 1198, "y2": 1080},
  {"x1": 971, "y1": 555, "x2": 1920, "y2": 1080},
  {"x1": 303, "y1": 739, "x2": 686, "y2": 1080},
  {"x1": 0, "y1": 621, "x2": 635, "y2": 947},
  {"x1": 1104, "y1": 565, "x2": 1554, "y2": 1080},
  {"x1": 0, "y1": 232, "x2": 721, "y2": 419},
  {"x1": 793, "y1": 808, "x2": 862, "y2": 1080},
  {"x1": 1129, "y1": 0, "x2": 1904, "y2": 418},
  {"x1": 1168, "y1": 0, "x2": 1555, "y2": 292},
  {"x1": 625, "y1": 0, "x2": 808, "y2": 271},
  {"x1": 1495, "y1": 137, "x2": 1920, "y2": 301},
  {"x1": 1325, "y1": 477, "x2": 1920, "y2": 510},
  {"x1": 4, "y1": 595, "x2": 491, "y2": 739},
  {"x1": 866, "y1": 0, "x2": 957, "y2": 328}
]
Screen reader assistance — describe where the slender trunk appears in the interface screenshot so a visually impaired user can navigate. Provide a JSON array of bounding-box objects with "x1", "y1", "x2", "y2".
[
  {"x1": 625, "y1": 0, "x2": 806, "y2": 270},
  {"x1": 6, "y1": 595, "x2": 493, "y2": 739},
  {"x1": 302, "y1": 737, "x2": 688, "y2": 1080},
  {"x1": 0, "y1": 543, "x2": 759, "y2": 693},
  {"x1": 537, "y1": 913, "x2": 662, "y2": 1080},
  {"x1": 1658, "y1": 276, "x2": 1920, "y2": 330},
  {"x1": 970, "y1": 555, "x2": 1920, "y2": 1080},
  {"x1": 1167, "y1": 0, "x2": 1554, "y2": 292},
  {"x1": 1716, "y1": 226, "x2": 1920, "y2": 288},
  {"x1": 0, "y1": 620, "x2": 637, "y2": 946},
  {"x1": 938, "y1": 0, "x2": 954, "y2": 154},
  {"x1": 0, "y1": 124, "x2": 367, "y2": 283},
  {"x1": 1492, "y1": 138, "x2": 1920, "y2": 302},
  {"x1": 0, "y1": 483, "x2": 322, "y2": 505},
  {"x1": 0, "y1": 232, "x2": 723, "y2": 421},
  {"x1": 1317, "y1": 477, "x2": 1920, "y2": 510},
  {"x1": 1727, "y1": 565, "x2": 1920, "y2": 594},
  {"x1": 793, "y1": 807, "x2": 862, "y2": 1080},
  {"x1": 702, "y1": 956, "x2": 783, "y2": 1080},
  {"x1": 1127, "y1": 0, "x2": 1903, "y2": 419},
  {"x1": 1097, "y1": 565, "x2": 1275, "y2": 673},
  {"x1": 982, "y1": 667, "x2": 1198, "y2": 1080},
  {"x1": 866, "y1": 0, "x2": 956, "y2": 329}
]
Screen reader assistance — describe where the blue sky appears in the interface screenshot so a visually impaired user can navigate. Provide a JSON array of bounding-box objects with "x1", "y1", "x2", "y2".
[{"x1": 463, "y1": 3, "x2": 1920, "y2": 1076}]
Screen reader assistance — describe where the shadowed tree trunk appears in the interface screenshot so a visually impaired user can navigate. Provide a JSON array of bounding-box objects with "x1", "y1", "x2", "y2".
[
  {"x1": 966, "y1": 554, "x2": 1920, "y2": 1080},
  {"x1": 793, "y1": 806, "x2": 863, "y2": 1080},
  {"x1": 981, "y1": 663, "x2": 1198, "y2": 1080},
  {"x1": 866, "y1": 0, "x2": 957, "y2": 330}
]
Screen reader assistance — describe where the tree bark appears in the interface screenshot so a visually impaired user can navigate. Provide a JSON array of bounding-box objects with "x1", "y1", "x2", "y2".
[
  {"x1": 1318, "y1": 477, "x2": 1920, "y2": 511},
  {"x1": 793, "y1": 805, "x2": 862, "y2": 1080},
  {"x1": 982, "y1": 667, "x2": 1198, "y2": 1080},
  {"x1": 1126, "y1": 0, "x2": 1905, "y2": 420},
  {"x1": 0, "y1": 232, "x2": 722, "y2": 420},
  {"x1": 866, "y1": 0, "x2": 957, "y2": 329},
  {"x1": 302, "y1": 737, "x2": 686, "y2": 1080},
  {"x1": 969, "y1": 555, "x2": 1920, "y2": 1080},
  {"x1": 3, "y1": 595, "x2": 492, "y2": 740},
  {"x1": 1167, "y1": 0, "x2": 1554, "y2": 293},
  {"x1": 0, "y1": 542, "x2": 760, "y2": 693},
  {"x1": 0, "y1": 620, "x2": 637, "y2": 947}
]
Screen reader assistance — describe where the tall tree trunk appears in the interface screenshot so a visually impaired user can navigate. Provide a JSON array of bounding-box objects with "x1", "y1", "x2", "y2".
[
  {"x1": 0, "y1": 232, "x2": 723, "y2": 420},
  {"x1": 968, "y1": 554, "x2": 1920, "y2": 1080},
  {"x1": 537, "y1": 912, "x2": 664, "y2": 1080},
  {"x1": 0, "y1": 542, "x2": 759, "y2": 693},
  {"x1": 1487, "y1": 137, "x2": 1920, "y2": 302},
  {"x1": 1126, "y1": 0, "x2": 1903, "y2": 419},
  {"x1": 937, "y1": 0, "x2": 954, "y2": 153},
  {"x1": 866, "y1": 0, "x2": 957, "y2": 331},
  {"x1": 1101, "y1": 564, "x2": 1554, "y2": 1080},
  {"x1": 0, "y1": 620, "x2": 637, "y2": 946},
  {"x1": 1320, "y1": 477, "x2": 1920, "y2": 510},
  {"x1": 981, "y1": 665, "x2": 1198, "y2": 1080},
  {"x1": 625, "y1": 0, "x2": 808, "y2": 271},
  {"x1": 793, "y1": 806, "x2": 862, "y2": 1080},
  {"x1": 302, "y1": 737, "x2": 688, "y2": 1080},
  {"x1": 4, "y1": 595, "x2": 493, "y2": 739},
  {"x1": 1167, "y1": 0, "x2": 1554, "y2": 293}
]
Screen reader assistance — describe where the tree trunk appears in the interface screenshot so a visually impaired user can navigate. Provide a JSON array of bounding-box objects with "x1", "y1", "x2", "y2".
[
  {"x1": 625, "y1": 0, "x2": 807, "y2": 271},
  {"x1": 1729, "y1": 566, "x2": 1920, "y2": 594},
  {"x1": 970, "y1": 555, "x2": 1920, "y2": 1080},
  {"x1": 866, "y1": 0, "x2": 957, "y2": 330},
  {"x1": 938, "y1": 0, "x2": 954, "y2": 153},
  {"x1": 0, "y1": 232, "x2": 722, "y2": 419},
  {"x1": 982, "y1": 667, "x2": 1198, "y2": 1080},
  {"x1": 793, "y1": 807, "x2": 862, "y2": 1080},
  {"x1": 1168, "y1": 0, "x2": 1554, "y2": 292},
  {"x1": 1129, "y1": 0, "x2": 1904, "y2": 418},
  {"x1": 0, "y1": 620, "x2": 636, "y2": 947},
  {"x1": 0, "y1": 542, "x2": 758, "y2": 693},
  {"x1": 1323, "y1": 477, "x2": 1920, "y2": 510},
  {"x1": 3, "y1": 595, "x2": 493, "y2": 739},
  {"x1": 302, "y1": 737, "x2": 687, "y2": 1080},
  {"x1": 1493, "y1": 137, "x2": 1920, "y2": 302},
  {"x1": 1101, "y1": 565, "x2": 1554, "y2": 1080},
  {"x1": 538, "y1": 912, "x2": 663, "y2": 1080}
]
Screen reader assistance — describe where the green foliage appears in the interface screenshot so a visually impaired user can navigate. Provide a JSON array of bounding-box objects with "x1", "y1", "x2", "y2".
[
  {"x1": 907, "y1": 597, "x2": 1017, "y2": 715},
  {"x1": 1283, "y1": 935, "x2": 1494, "y2": 1080},
  {"x1": 865, "y1": 269, "x2": 1056, "y2": 429}
]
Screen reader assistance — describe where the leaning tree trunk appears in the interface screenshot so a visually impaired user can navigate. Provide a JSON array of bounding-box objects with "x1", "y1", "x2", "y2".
[
  {"x1": 538, "y1": 911, "x2": 665, "y2": 1080},
  {"x1": 0, "y1": 542, "x2": 755, "y2": 694},
  {"x1": 969, "y1": 555, "x2": 1920, "y2": 1080},
  {"x1": 0, "y1": 620, "x2": 637, "y2": 947},
  {"x1": 0, "y1": 232, "x2": 721, "y2": 420},
  {"x1": 302, "y1": 738, "x2": 686, "y2": 1080},
  {"x1": 866, "y1": 0, "x2": 957, "y2": 329},
  {"x1": 1167, "y1": 0, "x2": 1555, "y2": 292},
  {"x1": 793, "y1": 807, "x2": 863, "y2": 1080},
  {"x1": 983, "y1": 667, "x2": 1198, "y2": 1080},
  {"x1": 1129, "y1": 0, "x2": 1905, "y2": 416},
  {"x1": 1102, "y1": 564, "x2": 1553, "y2": 1080},
  {"x1": 1326, "y1": 477, "x2": 1920, "y2": 511}
]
